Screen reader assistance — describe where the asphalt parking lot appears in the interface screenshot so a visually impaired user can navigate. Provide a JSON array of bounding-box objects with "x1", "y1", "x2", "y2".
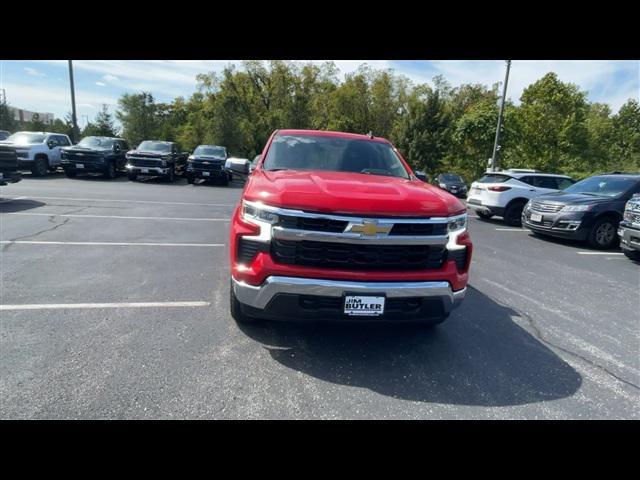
[{"x1": 1, "y1": 172, "x2": 638, "y2": 419}]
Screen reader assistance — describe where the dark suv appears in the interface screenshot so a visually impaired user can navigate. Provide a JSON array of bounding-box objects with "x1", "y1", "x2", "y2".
[
  {"x1": 0, "y1": 144, "x2": 22, "y2": 185},
  {"x1": 434, "y1": 173, "x2": 467, "y2": 198},
  {"x1": 61, "y1": 136, "x2": 129, "y2": 179},
  {"x1": 522, "y1": 173, "x2": 640, "y2": 249},
  {"x1": 126, "y1": 140, "x2": 187, "y2": 182},
  {"x1": 186, "y1": 144, "x2": 229, "y2": 185}
]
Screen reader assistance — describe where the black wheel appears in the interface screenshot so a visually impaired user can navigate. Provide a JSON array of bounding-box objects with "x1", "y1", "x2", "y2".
[
  {"x1": 623, "y1": 249, "x2": 640, "y2": 261},
  {"x1": 504, "y1": 201, "x2": 526, "y2": 227},
  {"x1": 220, "y1": 175, "x2": 229, "y2": 186},
  {"x1": 128, "y1": 172, "x2": 138, "y2": 181},
  {"x1": 230, "y1": 280, "x2": 259, "y2": 324},
  {"x1": 104, "y1": 161, "x2": 116, "y2": 179},
  {"x1": 588, "y1": 216, "x2": 619, "y2": 249},
  {"x1": 166, "y1": 165, "x2": 175, "y2": 183},
  {"x1": 65, "y1": 170, "x2": 77, "y2": 178},
  {"x1": 31, "y1": 157, "x2": 48, "y2": 177},
  {"x1": 187, "y1": 175, "x2": 195, "y2": 185},
  {"x1": 476, "y1": 211, "x2": 493, "y2": 220}
]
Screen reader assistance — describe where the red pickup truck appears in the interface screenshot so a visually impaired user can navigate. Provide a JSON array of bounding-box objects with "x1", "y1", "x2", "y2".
[{"x1": 229, "y1": 130, "x2": 472, "y2": 325}]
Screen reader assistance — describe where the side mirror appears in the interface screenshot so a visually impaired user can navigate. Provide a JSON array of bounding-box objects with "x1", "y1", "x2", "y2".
[
  {"x1": 113, "y1": 144, "x2": 121, "y2": 152},
  {"x1": 47, "y1": 140, "x2": 56, "y2": 149},
  {"x1": 227, "y1": 158, "x2": 249, "y2": 175}
]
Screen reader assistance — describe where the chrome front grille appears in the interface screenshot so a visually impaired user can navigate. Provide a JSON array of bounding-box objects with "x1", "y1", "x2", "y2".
[{"x1": 531, "y1": 201, "x2": 564, "y2": 213}]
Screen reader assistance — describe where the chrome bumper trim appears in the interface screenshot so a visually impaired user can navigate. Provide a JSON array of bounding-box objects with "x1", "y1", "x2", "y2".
[
  {"x1": 232, "y1": 276, "x2": 466, "y2": 312},
  {"x1": 271, "y1": 226, "x2": 449, "y2": 245},
  {"x1": 127, "y1": 165, "x2": 168, "y2": 174}
]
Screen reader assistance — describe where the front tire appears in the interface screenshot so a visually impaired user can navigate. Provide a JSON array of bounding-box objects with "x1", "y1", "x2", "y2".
[
  {"x1": 31, "y1": 157, "x2": 48, "y2": 177},
  {"x1": 187, "y1": 174, "x2": 195, "y2": 185},
  {"x1": 128, "y1": 172, "x2": 138, "y2": 181},
  {"x1": 104, "y1": 161, "x2": 116, "y2": 179},
  {"x1": 588, "y1": 216, "x2": 619, "y2": 249},
  {"x1": 476, "y1": 211, "x2": 493, "y2": 220},
  {"x1": 65, "y1": 170, "x2": 77, "y2": 178},
  {"x1": 166, "y1": 165, "x2": 175, "y2": 183},
  {"x1": 623, "y1": 249, "x2": 640, "y2": 261},
  {"x1": 230, "y1": 280, "x2": 259, "y2": 324}
]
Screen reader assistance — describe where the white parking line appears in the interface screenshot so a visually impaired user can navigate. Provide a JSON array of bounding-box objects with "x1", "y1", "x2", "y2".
[
  {"x1": 0, "y1": 301, "x2": 211, "y2": 311},
  {"x1": 5, "y1": 212, "x2": 230, "y2": 222},
  {"x1": 0, "y1": 241, "x2": 225, "y2": 247},
  {"x1": 5, "y1": 195, "x2": 235, "y2": 207},
  {"x1": 576, "y1": 251, "x2": 624, "y2": 255}
]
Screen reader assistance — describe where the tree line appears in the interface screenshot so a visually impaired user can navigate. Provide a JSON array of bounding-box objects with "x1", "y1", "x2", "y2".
[{"x1": 3, "y1": 61, "x2": 638, "y2": 181}]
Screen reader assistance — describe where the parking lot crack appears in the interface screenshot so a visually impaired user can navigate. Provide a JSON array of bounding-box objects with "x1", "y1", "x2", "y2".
[{"x1": 504, "y1": 300, "x2": 640, "y2": 392}]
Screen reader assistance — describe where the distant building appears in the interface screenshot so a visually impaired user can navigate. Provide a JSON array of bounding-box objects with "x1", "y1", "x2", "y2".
[{"x1": 9, "y1": 107, "x2": 55, "y2": 124}]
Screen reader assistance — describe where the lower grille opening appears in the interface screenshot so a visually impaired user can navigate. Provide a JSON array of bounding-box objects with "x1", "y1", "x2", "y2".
[
  {"x1": 448, "y1": 248, "x2": 468, "y2": 271},
  {"x1": 237, "y1": 238, "x2": 268, "y2": 264}
]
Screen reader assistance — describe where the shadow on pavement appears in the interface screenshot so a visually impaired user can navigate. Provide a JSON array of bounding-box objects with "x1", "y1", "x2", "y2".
[
  {"x1": 237, "y1": 286, "x2": 582, "y2": 407},
  {"x1": 0, "y1": 199, "x2": 46, "y2": 213}
]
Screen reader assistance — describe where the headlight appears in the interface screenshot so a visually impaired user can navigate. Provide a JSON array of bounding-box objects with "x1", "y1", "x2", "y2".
[
  {"x1": 439, "y1": 183, "x2": 447, "y2": 188},
  {"x1": 448, "y1": 214, "x2": 467, "y2": 233},
  {"x1": 561, "y1": 205, "x2": 592, "y2": 212},
  {"x1": 242, "y1": 201, "x2": 279, "y2": 224},
  {"x1": 188, "y1": 155, "x2": 195, "y2": 161}
]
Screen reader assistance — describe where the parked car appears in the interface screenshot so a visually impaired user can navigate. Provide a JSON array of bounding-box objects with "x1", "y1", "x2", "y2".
[
  {"x1": 522, "y1": 173, "x2": 640, "y2": 249},
  {"x1": 467, "y1": 169, "x2": 576, "y2": 226},
  {"x1": 229, "y1": 129, "x2": 472, "y2": 325},
  {"x1": 60, "y1": 136, "x2": 129, "y2": 179},
  {"x1": 186, "y1": 144, "x2": 229, "y2": 185},
  {"x1": 414, "y1": 170, "x2": 429, "y2": 182},
  {"x1": 225, "y1": 157, "x2": 250, "y2": 179},
  {"x1": 0, "y1": 144, "x2": 22, "y2": 185},
  {"x1": 0, "y1": 130, "x2": 11, "y2": 141},
  {"x1": 434, "y1": 173, "x2": 467, "y2": 198},
  {"x1": 125, "y1": 140, "x2": 187, "y2": 182},
  {"x1": 0, "y1": 131, "x2": 72, "y2": 176},
  {"x1": 618, "y1": 193, "x2": 640, "y2": 261},
  {"x1": 249, "y1": 154, "x2": 261, "y2": 173}
]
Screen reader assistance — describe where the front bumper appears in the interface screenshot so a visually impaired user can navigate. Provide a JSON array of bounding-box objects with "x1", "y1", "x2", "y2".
[
  {"x1": 521, "y1": 209, "x2": 590, "y2": 241},
  {"x1": 62, "y1": 162, "x2": 106, "y2": 173},
  {"x1": 233, "y1": 276, "x2": 465, "y2": 321},
  {"x1": 618, "y1": 223, "x2": 640, "y2": 252},
  {"x1": 0, "y1": 171, "x2": 22, "y2": 185},
  {"x1": 466, "y1": 199, "x2": 504, "y2": 217},
  {"x1": 127, "y1": 164, "x2": 170, "y2": 176},
  {"x1": 186, "y1": 168, "x2": 227, "y2": 179}
]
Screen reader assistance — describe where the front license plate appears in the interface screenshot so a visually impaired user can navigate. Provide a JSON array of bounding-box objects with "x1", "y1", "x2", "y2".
[
  {"x1": 141, "y1": 168, "x2": 149, "y2": 173},
  {"x1": 75, "y1": 163, "x2": 84, "y2": 169},
  {"x1": 344, "y1": 295, "x2": 385, "y2": 316},
  {"x1": 530, "y1": 212, "x2": 543, "y2": 222},
  {"x1": 202, "y1": 171, "x2": 210, "y2": 176}
]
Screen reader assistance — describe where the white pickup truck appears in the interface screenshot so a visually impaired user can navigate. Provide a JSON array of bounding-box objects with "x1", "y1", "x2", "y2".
[{"x1": 0, "y1": 131, "x2": 73, "y2": 176}]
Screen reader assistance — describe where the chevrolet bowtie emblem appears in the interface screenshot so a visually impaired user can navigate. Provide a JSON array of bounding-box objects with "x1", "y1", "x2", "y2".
[
  {"x1": 203, "y1": 161, "x2": 210, "y2": 165},
  {"x1": 349, "y1": 221, "x2": 392, "y2": 236}
]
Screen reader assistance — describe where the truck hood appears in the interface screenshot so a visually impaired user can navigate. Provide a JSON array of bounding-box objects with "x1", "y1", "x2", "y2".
[
  {"x1": 0, "y1": 141, "x2": 35, "y2": 148},
  {"x1": 63, "y1": 146, "x2": 111, "y2": 153},
  {"x1": 244, "y1": 170, "x2": 465, "y2": 217}
]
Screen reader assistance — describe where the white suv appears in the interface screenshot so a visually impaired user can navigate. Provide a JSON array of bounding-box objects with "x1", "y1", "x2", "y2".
[
  {"x1": 466, "y1": 169, "x2": 576, "y2": 226},
  {"x1": 0, "y1": 131, "x2": 72, "y2": 176}
]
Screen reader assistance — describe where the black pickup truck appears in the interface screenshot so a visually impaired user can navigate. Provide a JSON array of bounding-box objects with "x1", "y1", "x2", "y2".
[
  {"x1": 618, "y1": 193, "x2": 640, "y2": 261},
  {"x1": 125, "y1": 140, "x2": 188, "y2": 182},
  {"x1": 60, "y1": 136, "x2": 129, "y2": 179},
  {"x1": 0, "y1": 144, "x2": 22, "y2": 185},
  {"x1": 186, "y1": 144, "x2": 230, "y2": 186}
]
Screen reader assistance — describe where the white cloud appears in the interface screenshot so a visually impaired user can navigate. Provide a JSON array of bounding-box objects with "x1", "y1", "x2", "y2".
[
  {"x1": 24, "y1": 67, "x2": 46, "y2": 77},
  {"x1": 95, "y1": 81, "x2": 106, "y2": 87},
  {"x1": 102, "y1": 74, "x2": 119, "y2": 82}
]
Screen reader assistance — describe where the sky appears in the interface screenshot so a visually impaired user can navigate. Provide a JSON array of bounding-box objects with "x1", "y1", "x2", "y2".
[{"x1": 1, "y1": 60, "x2": 638, "y2": 128}]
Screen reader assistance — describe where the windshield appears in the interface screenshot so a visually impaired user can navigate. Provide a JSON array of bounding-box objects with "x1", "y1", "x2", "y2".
[
  {"x1": 478, "y1": 174, "x2": 510, "y2": 183},
  {"x1": 263, "y1": 134, "x2": 409, "y2": 179},
  {"x1": 5, "y1": 132, "x2": 46, "y2": 144},
  {"x1": 194, "y1": 145, "x2": 226, "y2": 157},
  {"x1": 138, "y1": 141, "x2": 171, "y2": 152},
  {"x1": 442, "y1": 174, "x2": 463, "y2": 182},
  {"x1": 564, "y1": 176, "x2": 639, "y2": 197},
  {"x1": 77, "y1": 137, "x2": 115, "y2": 149}
]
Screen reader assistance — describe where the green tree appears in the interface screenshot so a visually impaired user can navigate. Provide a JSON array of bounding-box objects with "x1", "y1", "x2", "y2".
[
  {"x1": 116, "y1": 92, "x2": 159, "y2": 146},
  {"x1": 610, "y1": 99, "x2": 640, "y2": 172},
  {"x1": 0, "y1": 103, "x2": 19, "y2": 132},
  {"x1": 82, "y1": 104, "x2": 119, "y2": 137}
]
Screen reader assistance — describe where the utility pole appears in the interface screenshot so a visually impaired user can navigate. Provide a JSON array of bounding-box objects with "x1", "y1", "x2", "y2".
[
  {"x1": 0, "y1": 88, "x2": 6, "y2": 130},
  {"x1": 68, "y1": 60, "x2": 80, "y2": 142},
  {"x1": 490, "y1": 60, "x2": 511, "y2": 172}
]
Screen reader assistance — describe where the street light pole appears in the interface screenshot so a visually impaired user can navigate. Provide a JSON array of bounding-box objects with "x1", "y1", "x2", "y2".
[
  {"x1": 490, "y1": 60, "x2": 511, "y2": 172},
  {"x1": 68, "y1": 60, "x2": 80, "y2": 142}
]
